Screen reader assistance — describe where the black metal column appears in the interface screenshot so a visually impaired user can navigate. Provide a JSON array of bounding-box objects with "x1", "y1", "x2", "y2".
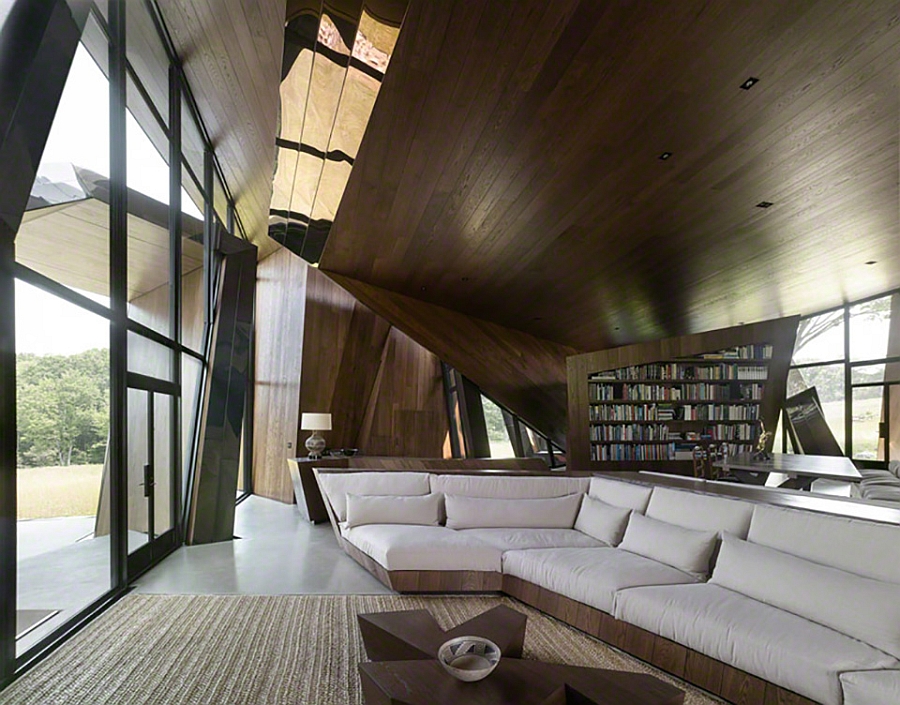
[
  {"x1": 108, "y1": 0, "x2": 128, "y2": 588},
  {"x1": 0, "y1": 234, "x2": 16, "y2": 686},
  {"x1": 168, "y1": 65, "x2": 183, "y2": 538}
]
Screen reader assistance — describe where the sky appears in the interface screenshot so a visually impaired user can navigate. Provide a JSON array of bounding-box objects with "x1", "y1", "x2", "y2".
[{"x1": 16, "y1": 41, "x2": 202, "y2": 356}]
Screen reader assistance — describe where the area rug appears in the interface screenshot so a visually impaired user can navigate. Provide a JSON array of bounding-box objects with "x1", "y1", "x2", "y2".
[{"x1": 0, "y1": 594, "x2": 724, "y2": 704}]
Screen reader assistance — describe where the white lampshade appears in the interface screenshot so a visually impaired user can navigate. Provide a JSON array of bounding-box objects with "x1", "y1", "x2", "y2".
[{"x1": 301, "y1": 412, "x2": 332, "y2": 431}]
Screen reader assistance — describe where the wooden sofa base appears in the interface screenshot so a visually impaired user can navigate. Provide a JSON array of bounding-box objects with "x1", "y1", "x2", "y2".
[
  {"x1": 341, "y1": 538, "x2": 502, "y2": 593},
  {"x1": 502, "y1": 576, "x2": 817, "y2": 705}
]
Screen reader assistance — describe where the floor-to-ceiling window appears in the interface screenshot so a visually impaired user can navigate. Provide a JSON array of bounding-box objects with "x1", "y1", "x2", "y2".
[
  {"x1": 1, "y1": 0, "x2": 252, "y2": 681},
  {"x1": 780, "y1": 290, "x2": 900, "y2": 462}
]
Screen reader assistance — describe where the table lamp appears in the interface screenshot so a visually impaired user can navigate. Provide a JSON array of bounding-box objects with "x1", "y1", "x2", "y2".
[{"x1": 301, "y1": 412, "x2": 332, "y2": 459}]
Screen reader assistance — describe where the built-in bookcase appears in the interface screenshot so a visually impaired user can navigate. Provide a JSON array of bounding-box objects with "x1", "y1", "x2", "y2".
[
  {"x1": 587, "y1": 344, "x2": 772, "y2": 461},
  {"x1": 566, "y1": 318, "x2": 800, "y2": 472}
]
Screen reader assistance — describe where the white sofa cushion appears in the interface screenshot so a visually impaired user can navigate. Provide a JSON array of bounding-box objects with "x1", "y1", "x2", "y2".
[
  {"x1": 502, "y1": 547, "x2": 699, "y2": 614},
  {"x1": 317, "y1": 471, "x2": 431, "y2": 522},
  {"x1": 458, "y1": 528, "x2": 604, "y2": 552},
  {"x1": 749, "y1": 503, "x2": 900, "y2": 583},
  {"x1": 345, "y1": 493, "x2": 442, "y2": 529},
  {"x1": 645, "y1": 487, "x2": 754, "y2": 537},
  {"x1": 345, "y1": 524, "x2": 500, "y2": 571},
  {"x1": 862, "y1": 486, "x2": 900, "y2": 501},
  {"x1": 588, "y1": 476, "x2": 653, "y2": 511},
  {"x1": 615, "y1": 583, "x2": 899, "y2": 705},
  {"x1": 841, "y1": 670, "x2": 900, "y2": 705},
  {"x1": 619, "y1": 513, "x2": 717, "y2": 578},
  {"x1": 711, "y1": 533, "x2": 900, "y2": 658},
  {"x1": 890, "y1": 459, "x2": 900, "y2": 477},
  {"x1": 574, "y1": 495, "x2": 631, "y2": 545},
  {"x1": 431, "y1": 474, "x2": 588, "y2": 499},
  {"x1": 444, "y1": 494, "x2": 582, "y2": 529}
]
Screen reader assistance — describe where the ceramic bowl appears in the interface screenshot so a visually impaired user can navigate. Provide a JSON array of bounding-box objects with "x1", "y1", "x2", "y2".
[{"x1": 437, "y1": 635, "x2": 501, "y2": 682}]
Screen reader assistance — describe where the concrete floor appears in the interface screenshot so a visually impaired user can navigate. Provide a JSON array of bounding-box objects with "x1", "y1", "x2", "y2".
[
  {"x1": 16, "y1": 496, "x2": 388, "y2": 655},
  {"x1": 133, "y1": 495, "x2": 391, "y2": 595}
]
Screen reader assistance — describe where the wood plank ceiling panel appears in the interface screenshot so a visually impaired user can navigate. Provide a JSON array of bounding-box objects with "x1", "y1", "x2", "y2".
[
  {"x1": 157, "y1": 0, "x2": 285, "y2": 258},
  {"x1": 320, "y1": 0, "x2": 900, "y2": 352}
]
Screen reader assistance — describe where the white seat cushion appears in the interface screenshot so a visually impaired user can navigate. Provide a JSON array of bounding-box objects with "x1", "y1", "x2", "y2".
[
  {"x1": 841, "y1": 669, "x2": 900, "y2": 705},
  {"x1": 588, "y1": 476, "x2": 653, "y2": 511},
  {"x1": 345, "y1": 524, "x2": 501, "y2": 572},
  {"x1": 711, "y1": 534, "x2": 900, "y2": 659},
  {"x1": 618, "y1": 513, "x2": 718, "y2": 579},
  {"x1": 502, "y1": 547, "x2": 699, "y2": 614},
  {"x1": 317, "y1": 471, "x2": 432, "y2": 522},
  {"x1": 444, "y1": 494, "x2": 582, "y2": 529},
  {"x1": 458, "y1": 528, "x2": 605, "y2": 552},
  {"x1": 615, "y1": 583, "x2": 899, "y2": 705},
  {"x1": 748, "y1": 504, "x2": 900, "y2": 582},
  {"x1": 431, "y1": 474, "x2": 588, "y2": 498},
  {"x1": 645, "y1": 486, "x2": 755, "y2": 537}
]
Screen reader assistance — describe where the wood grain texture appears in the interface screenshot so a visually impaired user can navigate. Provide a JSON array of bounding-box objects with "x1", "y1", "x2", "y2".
[
  {"x1": 567, "y1": 316, "x2": 799, "y2": 470},
  {"x1": 299, "y1": 266, "x2": 449, "y2": 458},
  {"x1": 157, "y1": 0, "x2": 285, "y2": 255},
  {"x1": 252, "y1": 248, "x2": 309, "y2": 502},
  {"x1": 321, "y1": 0, "x2": 900, "y2": 351},
  {"x1": 324, "y1": 272, "x2": 576, "y2": 448}
]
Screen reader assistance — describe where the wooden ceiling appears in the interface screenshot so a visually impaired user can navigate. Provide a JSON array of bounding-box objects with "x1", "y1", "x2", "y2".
[
  {"x1": 320, "y1": 0, "x2": 900, "y2": 352},
  {"x1": 158, "y1": 0, "x2": 286, "y2": 259}
]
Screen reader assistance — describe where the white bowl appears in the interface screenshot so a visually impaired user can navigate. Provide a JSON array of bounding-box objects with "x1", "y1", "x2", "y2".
[{"x1": 437, "y1": 635, "x2": 501, "y2": 682}]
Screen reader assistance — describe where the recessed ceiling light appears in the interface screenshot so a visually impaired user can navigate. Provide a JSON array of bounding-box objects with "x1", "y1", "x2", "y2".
[
  {"x1": 420, "y1": 286, "x2": 427, "y2": 291},
  {"x1": 740, "y1": 77, "x2": 759, "y2": 90},
  {"x1": 461, "y1": 277, "x2": 470, "y2": 281},
  {"x1": 865, "y1": 260, "x2": 877, "y2": 265},
  {"x1": 659, "y1": 152, "x2": 672, "y2": 160},
  {"x1": 756, "y1": 201, "x2": 774, "y2": 208}
]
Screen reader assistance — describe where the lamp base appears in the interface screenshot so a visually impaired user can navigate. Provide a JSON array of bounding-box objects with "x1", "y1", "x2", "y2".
[{"x1": 306, "y1": 431, "x2": 326, "y2": 459}]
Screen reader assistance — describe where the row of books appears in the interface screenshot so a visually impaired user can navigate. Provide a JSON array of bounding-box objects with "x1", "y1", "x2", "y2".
[
  {"x1": 589, "y1": 423, "x2": 759, "y2": 442},
  {"x1": 591, "y1": 442, "x2": 756, "y2": 461},
  {"x1": 589, "y1": 403, "x2": 761, "y2": 421},
  {"x1": 698, "y1": 344, "x2": 773, "y2": 360},
  {"x1": 589, "y1": 362, "x2": 768, "y2": 382},
  {"x1": 589, "y1": 383, "x2": 764, "y2": 402}
]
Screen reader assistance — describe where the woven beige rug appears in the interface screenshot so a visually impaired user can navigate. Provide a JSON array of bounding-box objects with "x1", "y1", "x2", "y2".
[{"x1": 0, "y1": 594, "x2": 724, "y2": 704}]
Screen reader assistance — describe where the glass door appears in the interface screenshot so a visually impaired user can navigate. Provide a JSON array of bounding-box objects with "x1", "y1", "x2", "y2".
[{"x1": 127, "y1": 377, "x2": 178, "y2": 577}]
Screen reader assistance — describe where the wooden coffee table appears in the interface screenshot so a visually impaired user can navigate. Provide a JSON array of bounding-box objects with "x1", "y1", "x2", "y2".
[{"x1": 357, "y1": 606, "x2": 684, "y2": 705}]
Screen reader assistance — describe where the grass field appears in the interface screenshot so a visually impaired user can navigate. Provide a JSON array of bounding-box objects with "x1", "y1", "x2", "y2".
[{"x1": 16, "y1": 464, "x2": 103, "y2": 520}]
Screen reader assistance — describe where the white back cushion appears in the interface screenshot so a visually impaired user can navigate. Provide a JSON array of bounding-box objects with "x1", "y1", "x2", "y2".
[
  {"x1": 619, "y1": 513, "x2": 718, "y2": 578},
  {"x1": 574, "y1": 495, "x2": 631, "y2": 545},
  {"x1": 346, "y1": 493, "x2": 442, "y2": 529},
  {"x1": 588, "y1": 476, "x2": 653, "y2": 512},
  {"x1": 646, "y1": 487, "x2": 754, "y2": 538},
  {"x1": 445, "y1": 494, "x2": 582, "y2": 529},
  {"x1": 711, "y1": 533, "x2": 900, "y2": 658},
  {"x1": 317, "y1": 471, "x2": 431, "y2": 522},
  {"x1": 749, "y1": 504, "x2": 900, "y2": 583},
  {"x1": 431, "y1": 475, "x2": 588, "y2": 499}
]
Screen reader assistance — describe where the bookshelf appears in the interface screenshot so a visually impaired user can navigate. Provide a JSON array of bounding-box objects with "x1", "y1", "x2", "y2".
[
  {"x1": 587, "y1": 344, "x2": 771, "y2": 462},
  {"x1": 567, "y1": 318, "x2": 800, "y2": 472}
]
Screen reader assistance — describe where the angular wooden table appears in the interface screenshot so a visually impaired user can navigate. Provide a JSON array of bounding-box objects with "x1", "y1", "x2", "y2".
[{"x1": 357, "y1": 606, "x2": 684, "y2": 705}]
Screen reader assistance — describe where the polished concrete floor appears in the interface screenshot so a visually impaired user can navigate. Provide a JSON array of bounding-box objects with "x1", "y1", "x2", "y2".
[{"x1": 133, "y1": 495, "x2": 392, "y2": 595}]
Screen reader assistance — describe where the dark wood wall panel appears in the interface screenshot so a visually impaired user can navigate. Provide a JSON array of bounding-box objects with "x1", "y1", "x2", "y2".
[
  {"x1": 567, "y1": 316, "x2": 799, "y2": 471},
  {"x1": 325, "y1": 272, "x2": 577, "y2": 449},
  {"x1": 359, "y1": 327, "x2": 447, "y2": 457},
  {"x1": 158, "y1": 0, "x2": 285, "y2": 256},
  {"x1": 252, "y1": 248, "x2": 308, "y2": 503},
  {"x1": 321, "y1": 0, "x2": 900, "y2": 352}
]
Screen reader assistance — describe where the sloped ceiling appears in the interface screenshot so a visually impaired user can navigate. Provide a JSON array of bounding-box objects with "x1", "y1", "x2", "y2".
[{"x1": 320, "y1": 0, "x2": 900, "y2": 352}]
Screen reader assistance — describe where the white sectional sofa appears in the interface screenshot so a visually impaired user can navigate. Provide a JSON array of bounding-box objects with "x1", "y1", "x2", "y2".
[{"x1": 315, "y1": 469, "x2": 900, "y2": 705}]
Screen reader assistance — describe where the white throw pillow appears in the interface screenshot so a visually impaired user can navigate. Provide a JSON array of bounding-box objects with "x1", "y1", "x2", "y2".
[
  {"x1": 618, "y1": 513, "x2": 717, "y2": 578},
  {"x1": 345, "y1": 493, "x2": 442, "y2": 529},
  {"x1": 574, "y1": 495, "x2": 631, "y2": 545},
  {"x1": 889, "y1": 459, "x2": 900, "y2": 478},
  {"x1": 711, "y1": 533, "x2": 900, "y2": 658},
  {"x1": 444, "y1": 494, "x2": 582, "y2": 529}
]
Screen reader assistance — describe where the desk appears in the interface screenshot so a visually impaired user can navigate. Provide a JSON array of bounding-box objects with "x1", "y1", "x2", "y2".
[{"x1": 715, "y1": 452, "x2": 862, "y2": 490}]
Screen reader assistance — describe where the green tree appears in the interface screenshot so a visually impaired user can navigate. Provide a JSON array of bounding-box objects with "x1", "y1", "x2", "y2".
[{"x1": 16, "y1": 349, "x2": 109, "y2": 467}]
